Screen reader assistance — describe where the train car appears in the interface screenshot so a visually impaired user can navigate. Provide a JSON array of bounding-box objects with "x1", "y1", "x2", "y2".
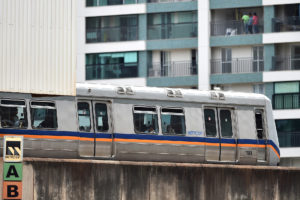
[{"x1": 0, "y1": 83, "x2": 280, "y2": 165}]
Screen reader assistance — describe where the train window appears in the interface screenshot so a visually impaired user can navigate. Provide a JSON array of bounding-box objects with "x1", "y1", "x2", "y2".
[
  {"x1": 219, "y1": 110, "x2": 233, "y2": 137},
  {"x1": 204, "y1": 109, "x2": 217, "y2": 137},
  {"x1": 255, "y1": 109, "x2": 264, "y2": 139},
  {"x1": 161, "y1": 108, "x2": 186, "y2": 135},
  {"x1": 31, "y1": 101, "x2": 57, "y2": 129},
  {"x1": 95, "y1": 103, "x2": 109, "y2": 132},
  {"x1": 133, "y1": 106, "x2": 158, "y2": 134},
  {"x1": 77, "y1": 102, "x2": 91, "y2": 132},
  {"x1": 0, "y1": 100, "x2": 28, "y2": 129}
]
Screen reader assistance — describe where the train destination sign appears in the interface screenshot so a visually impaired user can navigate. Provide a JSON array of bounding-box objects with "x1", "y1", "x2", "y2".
[{"x1": 3, "y1": 136, "x2": 23, "y2": 162}]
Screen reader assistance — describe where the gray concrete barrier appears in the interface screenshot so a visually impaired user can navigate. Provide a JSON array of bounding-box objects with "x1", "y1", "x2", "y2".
[{"x1": 1, "y1": 158, "x2": 300, "y2": 200}]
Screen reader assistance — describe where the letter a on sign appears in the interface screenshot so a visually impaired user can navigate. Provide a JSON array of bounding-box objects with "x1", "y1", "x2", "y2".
[
  {"x1": 4, "y1": 163, "x2": 23, "y2": 181},
  {"x1": 3, "y1": 136, "x2": 23, "y2": 162}
]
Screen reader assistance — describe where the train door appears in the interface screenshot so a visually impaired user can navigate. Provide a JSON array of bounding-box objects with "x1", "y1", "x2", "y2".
[
  {"x1": 255, "y1": 109, "x2": 267, "y2": 163},
  {"x1": 204, "y1": 108, "x2": 237, "y2": 162},
  {"x1": 77, "y1": 100, "x2": 112, "y2": 158}
]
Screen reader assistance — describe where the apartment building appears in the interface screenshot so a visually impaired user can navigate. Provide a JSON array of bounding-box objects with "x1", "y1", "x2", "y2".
[
  {"x1": 77, "y1": 0, "x2": 300, "y2": 166},
  {"x1": 204, "y1": 1, "x2": 300, "y2": 166},
  {"x1": 77, "y1": 0, "x2": 199, "y2": 88}
]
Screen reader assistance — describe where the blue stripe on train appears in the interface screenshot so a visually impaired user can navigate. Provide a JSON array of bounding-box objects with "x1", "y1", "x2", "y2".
[{"x1": 0, "y1": 129, "x2": 280, "y2": 156}]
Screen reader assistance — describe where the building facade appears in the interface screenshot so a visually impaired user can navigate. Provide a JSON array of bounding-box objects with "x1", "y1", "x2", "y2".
[{"x1": 77, "y1": 0, "x2": 300, "y2": 166}]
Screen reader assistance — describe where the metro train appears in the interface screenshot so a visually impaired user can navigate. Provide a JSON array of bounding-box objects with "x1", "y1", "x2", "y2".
[{"x1": 0, "y1": 83, "x2": 280, "y2": 165}]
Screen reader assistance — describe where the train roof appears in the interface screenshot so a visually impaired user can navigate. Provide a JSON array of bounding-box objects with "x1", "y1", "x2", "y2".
[{"x1": 76, "y1": 83, "x2": 269, "y2": 106}]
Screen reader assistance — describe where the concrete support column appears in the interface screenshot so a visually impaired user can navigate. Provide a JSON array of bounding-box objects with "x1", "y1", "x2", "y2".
[
  {"x1": 138, "y1": 14, "x2": 147, "y2": 41},
  {"x1": 264, "y1": 6, "x2": 275, "y2": 33},
  {"x1": 138, "y1": 51, "x2": 148, "y2": 77},
  {"x1": 264, "y1": 44, "x2": 275, "y2": 71},
  {"x1": 264, "y1": 82, "x2": 274, "y2": 103},
  {"x1": 198, "y1": 0, "x2": 210, "y2": 90}
]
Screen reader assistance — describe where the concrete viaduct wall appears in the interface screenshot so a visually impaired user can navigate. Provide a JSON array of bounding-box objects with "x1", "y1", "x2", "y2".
[{"x1": 1, "y1": 158, "x2": 300, "y2": 200}]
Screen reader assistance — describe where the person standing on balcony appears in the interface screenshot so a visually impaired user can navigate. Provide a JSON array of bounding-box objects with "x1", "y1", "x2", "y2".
[
  {"x1": 253, "y1": 12, "x2": 259, "y2": 33},
  {"x1": 248, "y1": 13, "x2": 253, "y2": 34},
  {"x1": 242, "y1": 13, "x2": 249, "y2": 34}
]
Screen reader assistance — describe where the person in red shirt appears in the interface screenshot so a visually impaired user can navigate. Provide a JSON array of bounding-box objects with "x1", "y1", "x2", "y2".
[{"x1": 253, "y1": 12, "x2": 259, "y2": 33}]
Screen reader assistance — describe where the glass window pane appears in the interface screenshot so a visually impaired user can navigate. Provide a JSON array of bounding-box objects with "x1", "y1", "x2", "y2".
[
  {"x1": 204, "y1": 109, "x2": 217, "y2": 137},
  {"x1": 161, "y1": 108, "x2": 185, "y2": 135},
  {"x1": 0, "y1": 105, "x2": 27, "y2": 129},
  {"x1": 274, "y1": 82, "x2": 299, "y2": 94},
  {"x1": 255, "y1": 110, "x2": 264, "y2": 139},
  {"x1": 31, "y1": 104, "x2": 57, "y2": 129},
  {"x1": 77, "y1": 102, "x2": 91, "y2": 132},
  {"x1": 124, "y1": 52, "x2": 137, "y2": 63},
  {"x1": 220, "y1": 110, "x2": 233, "y2": 137},
  {"x1": 133, "y1": 107, "x2": 158, "y2": 134},
  {"x1": 95, "y1": 103, "x2": 109, "y2": 132}
]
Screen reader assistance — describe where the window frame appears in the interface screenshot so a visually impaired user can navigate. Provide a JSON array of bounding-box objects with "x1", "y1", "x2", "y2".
[
  {"x1": 254, "y1": 108, "x2": 266, "y2": 140},
  {"x1": 160, "y1": 107, "x2": 186, "y2": 136},
  {"x1": 77, "y1": 101, "x2": 93, "y2": 132},
  {"x1": 30, "y1": 101, "x2": 58, "y2": 130},
  {"x1": 0, "y1": 99, "x2": 28, "y2": 129},
  {"x1": 132, "y1": 106, "x2": 159, "y2": 135}
]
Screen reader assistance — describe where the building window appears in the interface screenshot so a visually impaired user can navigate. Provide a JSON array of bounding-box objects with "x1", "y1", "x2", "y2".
[
  {"x1": 86, "y1": 0, "x2": 137, "y2": 7},
  {"x1": 273, "y1": 82, "x2": 300, "y2": 109},
  {"x1": 86, "y1": 52, "x2": 138, "y2": 80},
  {"x1": 86, "y1": 15, "x2": 138, "y2": 43},
  {"x1": 253, "y1": 84, "x2": 265, "y2": 94},
  {"x1": 276, "y1": 119, "x2": 300, "y2": 147},
  {"x1": 147, "y1": 12, "x2": 197, "y2": 40},
  {"x1": 0, "y1": 100, "x2": 28, "y2": 129}
]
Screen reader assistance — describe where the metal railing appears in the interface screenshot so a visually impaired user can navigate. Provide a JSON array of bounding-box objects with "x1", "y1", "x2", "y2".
[
  {"x1": 273, "y1": 93, "x2": 300, "y2": 109},
  {"x1": 86, "y1": 25, "x2": 138, "y2": 43},
  {"x1": 272, "y1": 56, "x2": 300, "y2": 71},
  {"x1": 278, "y1": 132, "x2": 300, "y2": 147},
  {"x1": 211, "y1": 20, "x2": 264, "y2": 36},
  {"x1": 210, "y1": 58, "x2": 264, "y2": 74},
  {"x1": 272, "y1": 16, "x2": 300, "y2": 32},
  {"x1": 148, "y1": 61, "x2": 197, "y2": 77},
  {"x1": 86, "y1": 64, "x2": 138, "y2": 80},
  {"x1": 147, "y1": 0, "x2": 195, "y2": 3},
  {"x1": 147, "y1": 22, "x2": 197, "y2": 40},
  {"x1": 86, "y1": 0, "x2": 138, "y2": 6}
]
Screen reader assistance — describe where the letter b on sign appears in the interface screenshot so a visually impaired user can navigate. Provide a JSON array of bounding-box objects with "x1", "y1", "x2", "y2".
[{"x1": 2, "y1": 181, "x2": 22, "y2": 199}]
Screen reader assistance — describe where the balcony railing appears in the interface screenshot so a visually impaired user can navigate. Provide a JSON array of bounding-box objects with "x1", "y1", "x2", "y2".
[
  {"x1": 273, "y1": 93, "x2": 300, "y2": 109},
  {"x1": 211, "y1": 58, "x2": 264, "y2": 74},
  {"x1": 147, "y1": 22, "x2": 197, "y2": 40},
  {"x1": 272, "y1": 56, "x2": 300, "y2": 71},
  {"x1": 148, "y1": 0, "x2": 195, "y2": 3},
  {"x1": 86, "y1": 63, "x2": 138, "y2": 80},
  {"x1": 86, "y1": 25, "x2": 138, "y2": 43},
  {"x1": 272, "y1": 17, "x2": 300, "y2": 32},
  {"x1": 211, "y1": 20, "x2": 264, "y2": 36},
  {"x1": 278, "y1": 132, "x2": 300, "y2": 147},
  {"x1": 148, "y1": 61, "x2": 197, "y2": 77},
  {"x1": 86, "y1": 0, "x2": 138, "y2": 6}
]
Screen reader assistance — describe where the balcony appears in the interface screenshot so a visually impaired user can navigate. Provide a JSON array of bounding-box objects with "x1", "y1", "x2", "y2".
[
  {"x1": 148, "y1": 61, "x2": 197, "y2": 77},
  {"x1": 147, "y1": 22, "x2": 197, "y2": 40},
  {"x1": 273, "y1": 93, "x2": 300, "y2": 110},
  {"x1": 272, "y1": 56, "x2": 300, "y2": 71},
  {"x1": 86, "y1": 0, "x2": 138, "y2": 6},
  {"x1": 272, "y1": 17, "x2": 300, "y2": 32},
  {"x1": 278, "y1": 132, "x2": 300, "y2": 148},
  {"x1": 86, "y1": 25, "x2": 138, "y2": 43},
  {"x1": 211, "y1": 58, "x2": 264, "y2": 74},
  {"x1": 148, "y1": 0, "x2": 195, "y2": 3},
  {"x1": 86, "y1": 63, "x2": 138, "y2": 80},
  {"x1": 211, "y1": 20, "x2": 264, "y2": 36}
]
